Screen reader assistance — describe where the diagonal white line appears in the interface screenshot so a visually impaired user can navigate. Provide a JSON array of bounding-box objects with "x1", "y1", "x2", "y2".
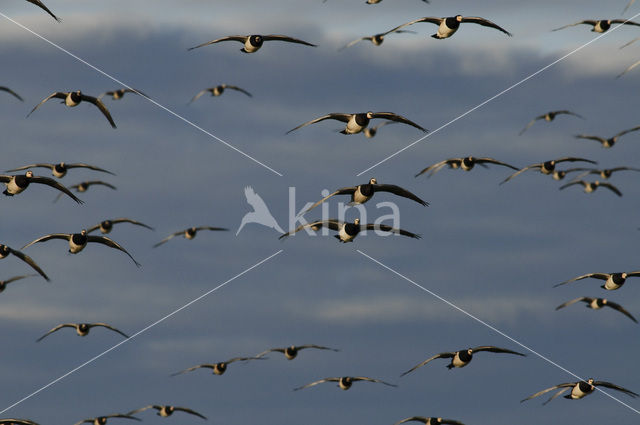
[
  {"x1": 0, "y1": 249, "x2": 283, "y2": 415},
  {"x1": 0, "y1": 12, "x2": 283, "y2": 177},
  {"x1": 356, "y1": 14, "x2": 640, "y2": 177},
  {"x1": 357, "y1": 249, "x2": 640, "y2": 414}
]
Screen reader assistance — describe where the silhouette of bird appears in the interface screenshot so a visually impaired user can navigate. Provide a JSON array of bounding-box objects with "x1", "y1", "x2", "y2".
[
  {"x1": 7, "y1": 162, "x2": 114, "y2": 179},
  {"x1": 401, "y1": 346, "x2": 525, "y2": 375},
  {"x1": 98, "y1": 88, "x2": 147, "y2": 101},
  {"x1": 256, "y1": 344, "x2": 339, "y2": 360},
  {"x1": 86, "y1": 218, "x2": 153, "y2": 235},
  {"x1": 500, "y1": 157, "x2": 596, "y2": 184},
  {"x1": 415, "y1": 157, "x2": 518, "y2": 177},
  {"x1": 559, "y1": 180, "x2": 622, "y2": 197},
  {"x1": 37, "y1": 323, "x2": 129, "y2": 341},
  {"x1": 556, "y1": 297, "x2": 637, "y2": 323},
  {"x1": 1, "y1": 171, "x2": 83, "y2": 203},
  {"x1": 575, "y1": 126, "x2": 640, "y2": 148},
  {"x1": 553, "y1": 19, "x2": 640, "y2": 33},
  {"x1": 28, "y1": 91, "x2": 116, "y2": 128},
  {"x1": 236, "y1": 186, "x2": 284, "y2": 235},
  {"x1": 189, "y1": 85, "x2": 252, "y2": 103},
  {"x1": 127, "y1": 405, "x2": 206, "y2": 420},
  {"x1": 555, "y1": 270, "x2": 640, "y2": 290},
  {"x1": 0, "y1": 87, "x2": 24, "y2": 101},
  {"x1": 154, "y1": 226, "x2": 228, "y2": 248},
  {"x1": 188, "y1": 35, "x2": 316, "y2": 53},
  {"x1": 521, "y1": 378, "x2": 637, "y2": 405},
  {"x1": 171, "y1": 356, "x2": 264, "y2": 376},
  {"x1": 294, "y1": 376, "x2": 397, "y2": 391},
  {"x1": 73, "y1": 414, "x2": 140, "y2": 425},
  {"x1": 519, "y1": 110, "x2": 583, "y2": 135},
  {"x1": 394, "y1": 417, "x2": 464, "y2": 425}
]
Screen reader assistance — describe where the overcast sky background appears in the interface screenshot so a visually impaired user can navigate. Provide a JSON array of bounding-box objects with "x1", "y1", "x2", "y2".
[{"x1": 1, "y1": 1, "x2": 640, "y2": 424}]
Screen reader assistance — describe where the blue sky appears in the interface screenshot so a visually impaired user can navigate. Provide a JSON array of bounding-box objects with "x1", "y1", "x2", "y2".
[{"x1": 1, "y1": 0, "x2": 640, "y2": 424}]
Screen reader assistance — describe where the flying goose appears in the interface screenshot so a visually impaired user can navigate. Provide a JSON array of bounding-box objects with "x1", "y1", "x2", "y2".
[
  {"x1": 74, "y1": 414, "x2": 140, "y2": 425},
  {"x1": 36, "y1": 322, "x2": 129, "y2": 341},
  {"x1": 278, "y1": 218, "x2": 421, "y2": 243},
  {"x1": 339, "y1": 27, "x2": 416, "y2": 50},
  {"x1": 256, "y1": 344, "x2": 339, "y2": 360},
  {"x1": 394, "y1": 417, "x2": 464, "y2": 425},
  {"x1": 304, "y1": 178, "x2": 428, "y2": 214},
  {"x1": 127, "y1": 405, "x2": 206, "y2": 420},
  {"x1": 401, "y1": 346, "x2": 525, "y2": 376},
  {"x1": 617, "y1": 59, "x2": 640, "y2": 78},
  {"x1": 189, "y1": 85, "x2": 252, "y2": 103},
  {"x1": 86, "y1": 218, "x2": 153, "y2": 234},
  {"x1": 286, "y1": 111, "x2": 427, "y2": 135},
  {"x1": 521, "y1": 378, "x2": 638, "y2": 405},
  {"x1": 556, "y1": 297, "x2": 637, "y2": 323},
  {"x1": 26, "y1": 0, "x2": 60, "y2": 22},
  {"x1": 559, "y1": 180, "x2": 622, "y2": 197},
  {"x1": 28, "y1": 91, "x2": 116, "y2": 128},
  {"x1": 415, "y1": 157, "x2": 518, "y2": 178},
  {"x1": 0, "y1": 87, "x2": 24, "y2": 101},
  {"x1": 549, "y1": 168, "x2": 590, "y2": 181},
  {"x1": 500, "y1": 157, "x2": 596, "y2": 184},
  {"x1": 22, "y1": 229, "x2": 140, "y2": 267},
  {"x1": 555, "y1": 271, "x2": 640, "y2": 290},
  {"x1": 294, "y1": 376, "x2": 397, "y2": 391},
  {"x1": 0, "y1": 420, "x2": 40, "y2": 425},
  {"x1": 171, "y1": 356, "x2": 263, "y2": 376},
  {"x1": 53, "y1": 180, "x2": 115, "y2": 202},
  {"x1": 153, "y1": 226, "x2": 228, "y2": 248},
  {"x1": 575, "y1": 166, "x2": 640, "y2": 179},
  {"x1": 98, "y1": 88, "x2": 147, "y2": 101},
  {"x1": 1, "y1": 171, "x2": 83, "y2": 203},
  {"x1": 188, "y1": 35, "x2": 316, "y2": 53},
  {"x1": 519, "y1": 110, "x2": 583, "y2": 135},
  {"x1": 575, "y1": 126, "x2": 640, "y2": 148},
  {"x1": 553, "y1": 19, "x2": 640, "y2": 33},
  {"x1": 0, "y1": 244, "x2": 49, "y2": 281},
  {"x1": 0, "y1": 274, "x2": 37, "y2": 293},
  {"x1": 6, "y1": 162, "x2": 115, "y2": 179},
  {"x1": 393, "y1": 15, "x2": 511, "y2": 39}
]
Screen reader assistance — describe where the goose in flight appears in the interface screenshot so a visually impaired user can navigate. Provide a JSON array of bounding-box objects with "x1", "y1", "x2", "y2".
[
  {"x1": 304, "y1": 178, "x2": 428, "y2": 214},
  {"x1": 188, "y1": 34, "x2": 316, "y2": 53},
  {"x1": 171, "y1": 356, "x2": 263, "y2": 376},
  {"x1": 0, "y1": 420, "x2": 40, "y2": 425},
  {"x1": 617, "y1": 59, "x2": 640, "y2": 78},
  {"x1": 559, "y1": 180, "x2": 622, "y2": 197},
  {"x1": 53, "y1": 180, "x2": 115, "y2": 202},
  {"x1": 287, "y1": 111, "x2": 427, "y2": 135},
  {"x1": 401, "y1": 346, "x2": 525, "y2": 376},
  {"x1": 190, "y1": 85, "x2": 252, "y2": 103},
  {"x1": 22, "y1": 229, "x2": 140, "y2": 267},
  {"x1": 575, "y1": 167, "x2": 640, "y2": 179},
  {"x1": 127, "y1": 405, "x2": 206, "y2": 420},
  {"x1": 394, "y1": 417, "x2": 464, "y2": 425},
  {"x1": 0, "y1": 87, "x2": 24, "y2": 101},
  {"x1": 519, "y1": 110, "x2": 583, "y2": 135},
  {"x1": 154, "y1": 226, "x2": 228, "y2": 248},
  {"x1": 555, "y1": 271, "x2": 640, "y2": 290},
  {"x1": 294, "y1": 376, "x2": 397, "y2": 391},
  {"x1": 0, "y1": 244, "x2": 49, "y2": 281},
  {"x1": 1, "y1": 171, "x2": 83, "y2": 203},
  {"x1": 553, "y1": 19, "x2": 640, "y2": 33},
  {"x1": 363, "y1": 121, "x2": 396, "y2": 139},
  {"x1": 0, "y1": 274, "x2": 37, "y2": 293},
  {"x1": 575, "y1": 126, "x2": 640, "y2": 148},
  {"x1": 74, "y1": 414, "x2": 140, "y2": 425},
  {"x1": 6, "y1": 162, "x2": 115, "y2": 179},
  {"x1": 279, "y1": 218, "x2": 421, "y2": 243},
  {"x1": 86, "y1": 218, "x2": 153, "y2": 235},
  {"x1": 98, "y1": 88, "x2": 147, "y2": 101},
  {"x1": 339, "y1": 27, "x2": 416, "y2": 50},
  {"x1": 415, "y1": 157, "x2": 517, "y2": 178},
  {"x1": 393, "y1": 15, "x2": 511, "y2": 39},
  {"x1": 521, "y1": 378, "x2": 638, "y2": 405},
  {"x1": 256, "y1": 344, "x2": 339, "y2": 360},
  {"x1": 237, "y1": 186, "x2": 284, "y2": 235},
  {"x1": 37, "y1": 322, "x2": 129, "y2": 341},
  {"x1": 500, "y1": 157, "x2": 596, "y2": 184},
  {"x1": 556, "y1": 297, "x2": 637, "y2": 323},
  {"x1": 26, "y1": 0, "x2": 60, "y2": 22},
  {"x1": 28, "y1": 91, "x2": 116, "y2": 128}
]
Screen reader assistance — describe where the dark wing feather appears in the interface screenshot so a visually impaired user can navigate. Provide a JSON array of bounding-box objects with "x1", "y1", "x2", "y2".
[
  {"x1": 599, "y1": 182, "x2": 622, "y2": 197},
  {"x1": 26, "y1": 0, "x2": 60, "y2": 21},
  {"x1": 223, "y1": 85, "x2": 253, "y2": 97},
  {"x1": 471, "y1": 346, "x2": 526, "y2": 356},
  {"x1": 604, "y1": 301, "x2": 638, "y2": 323},
  {"x1": 7, "y1": 248, "x2": 50, "y2": 281},
  {"x1": 364, "y1": 224, "x2": 421, "y2": 239},
  {"x1": 555, "y1": 297, "x2": 589, "y2": 310},
  {"x1": 279, "y1": 219, "x2": 343, "y2": 239},
  {"x1": 188, "y1": 36, "x2": 247, "y2": 51},
  {"x1": 29, "y1": 176, "x2": 84, "y2": 203},
  {"x1": 474, "y1": 158, "x2": 519, "y2": 170},
  {"x1": 400, "y1": 352, "x2": 454, "y2": 376},
  {"x1": 36, "y1": 323, "x2": 76, "y2": 341},
  {"x1": 27, "y1": 92, "x2": 67, "y2": 117},
  {"x1": 86, "y1": 236, "x2": 140, "y2": 267},
  {"x1": 286, "y1": 113, "x2": 352, "y2": 134},
  {"x1": 91, "y1": 323, "x2": 129, "y2": 338},
  {"x1": 262, "y1": 35, "x2": 316, "y2": 46},
  {"x1": 0, "y1": 86, "x2": 24, "y2": 101},
  {"x1": 552, "y1": 21, "x2": 596, "y2": 31},
  {"x1": 67, "y1": 163, "x2": 115, "y2": 175},
  {"x1": 520, "y1": 382, "x2": 575, "y2": 402},
  {"x1": 21, "y1": 233, "x2": 70, "y2": 250},
  {"x1": 369, "y1": 112, "x2": 427, "y2": 132},
  {"x1": 81, "y1": 94, "x2": 117, "y2": 128},
  {"x1": 461, "y1": 16, "x2": 512, "y2": 35},
  {"x1": 594, "y1": 381, "x2": 639, "y2": 397},
  {"x1": 372, "y1": 184, "x2": 428, "y2": 206},
  {"x1": 303, "y1": 187, "x2": 358, "y2": 214},
  {"x1": 173, "y1": 407, "x2": 207, "y2": 420}
]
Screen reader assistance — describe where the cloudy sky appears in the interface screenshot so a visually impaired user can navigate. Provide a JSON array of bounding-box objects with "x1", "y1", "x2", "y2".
[{"x1": 1, "y1": 1, "x2": 640, "y2": 424}]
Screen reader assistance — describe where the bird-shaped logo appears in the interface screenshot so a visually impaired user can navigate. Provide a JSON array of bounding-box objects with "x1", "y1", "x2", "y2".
[{"x1": 236, "y1": 186, "x2": 284, "y2": 235}]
